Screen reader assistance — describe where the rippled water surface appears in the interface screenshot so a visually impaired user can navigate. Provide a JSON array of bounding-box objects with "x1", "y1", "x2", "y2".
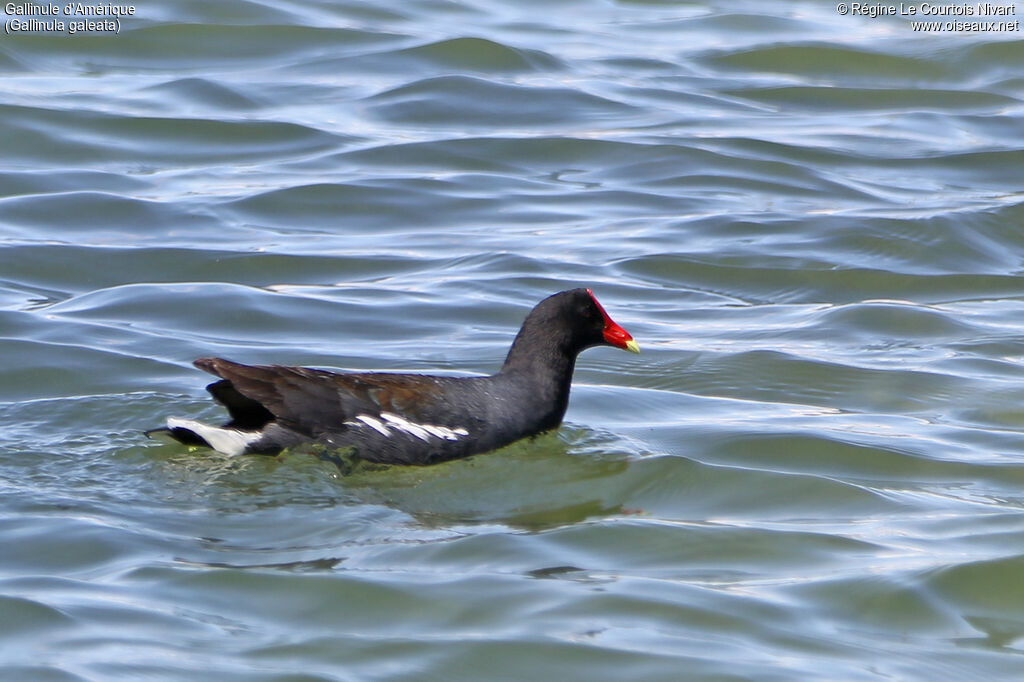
[{"x1": 3, "y1": 1, "x2": 1024, "y2": 679}]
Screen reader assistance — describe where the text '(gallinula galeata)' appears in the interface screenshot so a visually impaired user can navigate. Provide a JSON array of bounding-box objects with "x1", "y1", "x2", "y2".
[{"x1": 146, "y1": 288, "x2": 639, "y2": 466}]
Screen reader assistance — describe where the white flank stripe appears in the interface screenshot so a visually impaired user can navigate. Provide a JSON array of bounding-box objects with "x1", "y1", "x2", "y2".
[
  {"x1": 167, "y1": 417, "x2": 259, "y2": 457},
  {"x1": 381, "y1": 413, "x2": 431, "y2": 441},
  {"x1": 420, "y1": 424, "x2": 451, "y2": 440},
  {"x1": 383, "y1": 413, "x2": 467, "y2": 441},
  {"x1": 355, "y1": 415, "x2": 391, "y2": 436},
  {"x1": 345, "y1": 413, "x2": 468, "y2": 442}
]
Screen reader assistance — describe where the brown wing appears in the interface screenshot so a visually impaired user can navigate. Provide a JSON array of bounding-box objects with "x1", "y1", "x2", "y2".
[{"x1": 193, "y1": 357, "x2": 446, "y2": 436}]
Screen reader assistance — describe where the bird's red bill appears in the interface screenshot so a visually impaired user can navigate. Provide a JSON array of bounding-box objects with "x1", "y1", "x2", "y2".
[{"x1": 587, "y1": 289, "x2": 640, "y2": 353}]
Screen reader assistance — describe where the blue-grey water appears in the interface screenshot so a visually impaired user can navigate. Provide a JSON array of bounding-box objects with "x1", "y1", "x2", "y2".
[{"x1": 2, "y1": 1, "x2": 1024, "y2": 680}]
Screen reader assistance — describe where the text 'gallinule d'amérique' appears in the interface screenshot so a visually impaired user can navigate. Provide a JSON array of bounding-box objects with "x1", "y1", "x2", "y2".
[{"x1": 146, "y1": 288, "x2": 639, "y2": 466}]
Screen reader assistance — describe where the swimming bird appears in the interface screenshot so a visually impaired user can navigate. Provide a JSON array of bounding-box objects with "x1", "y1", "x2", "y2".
[{"x1": 146, "y1": 288, "x2": 639, "y2": 466}]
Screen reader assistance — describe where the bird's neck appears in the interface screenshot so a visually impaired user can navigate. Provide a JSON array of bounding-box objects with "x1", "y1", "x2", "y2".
[{"x1": 498, "y1": 327, "x2": 578, "y2": 426}]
